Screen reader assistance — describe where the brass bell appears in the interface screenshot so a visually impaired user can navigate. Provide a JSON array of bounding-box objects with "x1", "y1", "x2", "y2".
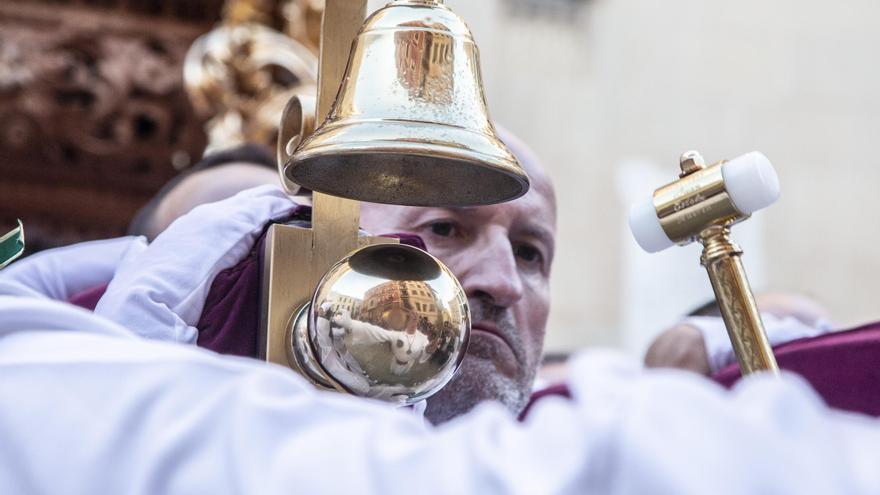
[{"x1": 282, "y1": 0, "x2": 530, "y2": 207}]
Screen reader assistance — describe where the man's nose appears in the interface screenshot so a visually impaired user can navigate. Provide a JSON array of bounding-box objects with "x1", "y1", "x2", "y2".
[{"x1": 460, "y1": 235, "x2": 524, "y2": 309}]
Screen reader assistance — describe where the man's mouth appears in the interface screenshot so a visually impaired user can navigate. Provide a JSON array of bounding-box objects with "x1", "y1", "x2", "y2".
[
  {"x1": 467, "y1": 320, "x2": 519, "y2": 377},
  {"x1": 470, "y1": 321, "x2": 515, "y2": 356}
]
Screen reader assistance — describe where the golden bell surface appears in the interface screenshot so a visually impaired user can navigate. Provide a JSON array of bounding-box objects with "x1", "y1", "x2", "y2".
[
  {"x1": 283, "y1": 0, "x2": 530, "y2": 206},
  {"x1": 286, "y1": 243, "x2": 470, "y2": 405}
]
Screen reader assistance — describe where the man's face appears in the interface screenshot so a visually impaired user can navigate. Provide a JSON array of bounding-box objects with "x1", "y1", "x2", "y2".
[{"x1": 361, "y1": 159, "x2": 557, "y2": 424}]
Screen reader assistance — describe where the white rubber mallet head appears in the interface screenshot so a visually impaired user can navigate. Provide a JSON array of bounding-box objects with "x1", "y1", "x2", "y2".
[{"x1": 628, "y1": 151, "x2": 779, "y2": 253}]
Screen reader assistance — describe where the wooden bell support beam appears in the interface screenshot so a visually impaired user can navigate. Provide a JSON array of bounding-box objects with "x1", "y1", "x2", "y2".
[
  {"x1": 310, "y1": 0, "x2": 367, "y2": 286},
  {"x1": 260, "y1": 0, "x2": 397, "y2": 367}
]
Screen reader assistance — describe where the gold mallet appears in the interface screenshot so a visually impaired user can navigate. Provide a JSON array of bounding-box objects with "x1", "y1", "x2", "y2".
[{"x1": 629, "y1": 151, "x2": 781, "y2": 375}]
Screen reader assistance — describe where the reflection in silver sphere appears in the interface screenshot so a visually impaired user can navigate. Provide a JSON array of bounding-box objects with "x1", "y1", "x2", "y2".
[{"x1": 288, "y1": 244, "x2": 470, "y2": 406}]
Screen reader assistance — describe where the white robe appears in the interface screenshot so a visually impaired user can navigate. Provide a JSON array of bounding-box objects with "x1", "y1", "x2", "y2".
[
  {"x1": 334, "y1": 310, "x2": 432, "y2": 375},
  {"x1": 1, "y1": 185, "x2": 877, "y2": 492},
  {"x1": 0, "y1": 235, "x2": 145, "y2": 300},
  {"x1": 93, "y1": 185, "x2": 298, "y2": 344},
  {"x1": 0, "y1": 293, "x2": 878, "y2": 494}
]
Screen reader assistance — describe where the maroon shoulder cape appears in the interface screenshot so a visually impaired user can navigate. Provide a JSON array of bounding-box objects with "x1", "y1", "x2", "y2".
[
  {"x1": 522, "y1": 322, "x2": 880, "y2": 420},
  {"x1": 712, "y1": 322, "x2": 880, "y2": 416}
]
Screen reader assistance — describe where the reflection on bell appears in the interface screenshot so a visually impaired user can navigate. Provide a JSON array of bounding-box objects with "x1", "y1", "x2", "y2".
[
  {"x1": 286, "y1": 243, "x2": 470, "y2": 405},
  {"x1": 283, "y1": 0, "x2": 530, "y2": 207}
]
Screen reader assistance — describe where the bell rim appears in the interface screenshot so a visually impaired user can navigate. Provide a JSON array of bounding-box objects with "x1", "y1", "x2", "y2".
[
  {"x1": 285, "y1": 118, "x2": 531, "y2": 206},
  {"x1": 291, "y1": 140, "x2": 526, "y2": 178},
  {"x1": 286, "y1": 146, "x2": 530, "y2": 206}
]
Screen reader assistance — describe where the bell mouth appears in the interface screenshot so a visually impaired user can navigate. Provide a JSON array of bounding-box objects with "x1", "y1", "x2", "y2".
[{"x1": 285, "y1": 120, "x2": 530, "y2": 207}]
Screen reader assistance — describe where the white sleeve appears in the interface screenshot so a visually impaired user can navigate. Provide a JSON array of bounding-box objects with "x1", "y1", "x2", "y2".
[
  {"x1": 0, "y1": 236, "x2": 146, "y2": 301},
  {"x1": 2, "y1": 298, "x2": 879, "y2": 494},
  {"x1": 347, "y1": 318, "x2": 398, "y2": 344},
  {"x1": 94, "y1": 185, "x2": 297, "y2": 344},
  {"x1": 688, "y1": 314, "x2": 832, "y2": 373},
  {"x1": 333, "y1": 309, "x2": 397, "y2": 343}
]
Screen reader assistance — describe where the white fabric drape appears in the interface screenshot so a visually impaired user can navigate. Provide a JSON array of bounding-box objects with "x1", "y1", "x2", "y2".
[
  {"x1": 1, "y1": 185, "x2": 877, "y2": 493},
  {"x1": 0, "y1": 236, "x2": 146, "y2": 300},
  {"x1": 0, "y1": 295, "x2": 878, "y2": 494}
]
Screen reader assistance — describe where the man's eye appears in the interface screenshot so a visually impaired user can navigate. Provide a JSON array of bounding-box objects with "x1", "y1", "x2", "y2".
[
  {"x1": 514, "y1": 244, "x2": 543, "y2": 265},
  {"x1": 429, "y1": 222, "x2": 456, "y2": 237}
]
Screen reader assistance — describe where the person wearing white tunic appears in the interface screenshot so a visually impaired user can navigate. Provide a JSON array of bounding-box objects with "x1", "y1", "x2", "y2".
[
  {"x1": 312, "y1": 305, "x2": 373, "y2": 396},
  {"x1": 1, "y1": 290, "x2": 879, "y2": 493},
  {"x1": 2, "y1": 187, "x2": 880, "y2": 493},
  {"x1": 0, "y1": 235, "x2": 146, "y2": 302},
  {"x1": 333, "y1": 309, "x2": 432, "y2": 376}
]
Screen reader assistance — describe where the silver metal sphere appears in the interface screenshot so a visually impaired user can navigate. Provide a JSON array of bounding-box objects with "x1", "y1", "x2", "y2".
[{"x1": 286, "y1": 243, "x2": 470, "y2": 405}]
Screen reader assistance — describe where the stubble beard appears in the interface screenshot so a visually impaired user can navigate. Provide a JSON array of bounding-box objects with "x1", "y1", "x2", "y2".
[{"x1": 423, "y1": 298, "x2": 538, "y2": 425}]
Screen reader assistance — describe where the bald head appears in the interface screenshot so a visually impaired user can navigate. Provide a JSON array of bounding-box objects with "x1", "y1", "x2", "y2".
[
  {"x1": 137, "y1": 163, "x2": 279, "y2": 240},
  {"x1": 496, "y1": 125, "x2": 556, "y2": 211}
]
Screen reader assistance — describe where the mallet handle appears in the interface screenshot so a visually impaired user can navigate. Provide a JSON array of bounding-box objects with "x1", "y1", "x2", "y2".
[{"x1": 701, "y1": 226, "x2": 779, "y2": 375}]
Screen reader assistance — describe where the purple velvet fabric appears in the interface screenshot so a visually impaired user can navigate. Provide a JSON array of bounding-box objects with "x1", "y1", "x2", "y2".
[
  {"x1": 519, "y1": 383, "x2": 571, "y2": 421},
  {"x1": 69, "y1": 283, "x2": 109, "y2": 311},
  {"x1": 194, "y1": 232, "x2": 267, "y2": 357},
  {"x1": 713, "y1": 322, "x2": 880, "y2": 416},
  {"x1": 521, "y1": 323, "x2": 880, "y2": 420},
  {"x1": 196, "y1": 204, "x2": 310, "y2": 357}
]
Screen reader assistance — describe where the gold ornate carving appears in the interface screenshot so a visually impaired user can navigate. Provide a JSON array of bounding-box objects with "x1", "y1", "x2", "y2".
[
  {"x1": 183, "y1": 0, "x2": 320, "y2": 153},
  {"x1": 282, "y1": 0, "x2": 324, "y2": 54},
  {"x1": 184, "y1": 22, "x2": 317, "y2": 153}
]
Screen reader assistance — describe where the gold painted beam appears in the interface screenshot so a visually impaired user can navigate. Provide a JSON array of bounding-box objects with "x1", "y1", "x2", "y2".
[
  {"x1": 260, "y1": 224, "x2": 315, "y2": 365},
  {"x1": 261, "y1": 0, "x2": 399, "y2": 367},
  {"x1": 311, "y1": 0, "x2": 367, "y2": 279},
  {"x1": 260, "y1": 224, "x2": 395, "y2": 366}
]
